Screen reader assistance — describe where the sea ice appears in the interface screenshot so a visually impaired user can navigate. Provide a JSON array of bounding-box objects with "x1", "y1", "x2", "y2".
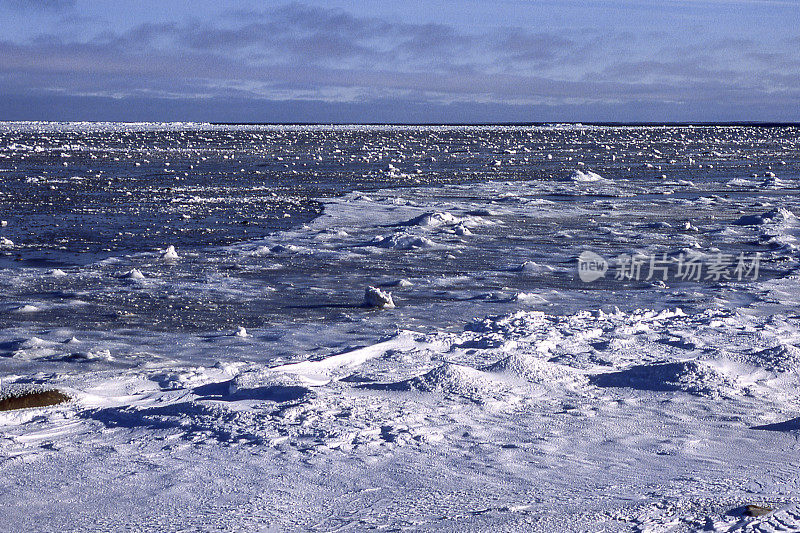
[
  {"x1": 162, "y1": 245, "x2": 180, "y2": 261},
  {"x1": 364, "y1": 286, "x2": 395, "y2": 309}
]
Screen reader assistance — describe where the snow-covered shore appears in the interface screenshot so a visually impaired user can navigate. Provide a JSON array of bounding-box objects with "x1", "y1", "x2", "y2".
[
  {"x1": 2, "y1": 123, "x2": 800, "y2": 531},
  {"x1": 4, "y1": 307, "x2": 800, "y2": 530}
]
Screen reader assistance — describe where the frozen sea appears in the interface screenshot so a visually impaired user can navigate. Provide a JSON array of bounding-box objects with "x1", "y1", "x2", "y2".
[{"x1": 2, "y1": 123, "x2": 800, "y2": 531}]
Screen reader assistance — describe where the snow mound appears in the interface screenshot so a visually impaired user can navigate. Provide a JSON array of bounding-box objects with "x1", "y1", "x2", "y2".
[
  {"x1": 67, "y1": 349, "x2": 114, "y2": 362},
  {"x1": 399, "y1": 211, "x2": 486, "y2": 229},
  {"x1": 569, "y1": 169, "x2": 604, "y2": 182},
  {"x1": 761, "y1": 175, "x2": 795, "y2": 189},
  {"x1": 465, "y1": 310, "x2": 552, "y2": 337},
  {"x1": 370, "y1": 232, "x2": 436, "y2": 250},
  {"x1": 119, "y1": 269, "x2": 145, "y2": 280},
  {"x1": 364, "y1": 286, "x2": 395, "y2": 309},
  {"x1": 734, "y1": 207, "x2": 795, "y2": 226},
  {"x1": 271, "y1": 331, "x2": 419, "y2": 385},
  {"x1": 3, "y1": 336, "x2": 59, "y2": 359},
  {"x1": 512, "y1": 261, "x2": 555, "y2": 274},
  {"x1": 453, "y1": 223, "x2": 472, "y2": 236},
  {"x1": 401, "y1": 212, "x2": 462, "y2": 227},
  {"x1": 732, "y1": 207, "x2": 800, "y2": 251},
  {"x1": 18, "y1": 336, "x2": 54, "y2": 349},
  {"x1": 514, "y1": 292, "x2": 548, "y2": 303},
  {"x1": 268, "y1": 244, "x2": 306, "y2": 254},
  {"x1": 483, "y1": 352, "x2": 586, "y2": 388},
  {"x1": 226, "y1": 369, "x2": 312, "y2": 403},
  {"x1": 162, "y1": 245, "x2": 180, "y2": 261},
  {"x1": 746, "y1": 344, "x2": 800, "y2": 373},
  {"x1": 360, "y1": 363, "x2": 506, "y2": 402},
  {"x1": 590, "y1": 360, "x2": 737, "y2": 397},
  {"x1": 13, "y1": 304, "x2": 40, "y2": 314}
]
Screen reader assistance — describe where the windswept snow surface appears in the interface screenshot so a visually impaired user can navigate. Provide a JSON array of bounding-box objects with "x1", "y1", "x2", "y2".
[{"x1": 2, "y1": 123, "x2": 800, "y2": 531}]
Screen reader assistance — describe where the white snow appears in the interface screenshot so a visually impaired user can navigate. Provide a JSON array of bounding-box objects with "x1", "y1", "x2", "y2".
[
  {"x1": 3, "y1": 307, "x2": 800, "y2": 530},
  {"x1": 371, "y1": 232, "x2": 436, "y2": 250},
  {"x1": 12, "y1": 304, "x2": 39, "y2": 313},
  {"x1": 119, "y1": 268, "x2": 146, "y2": 280},
  {"x1": 569, "y1": 169, "x2": 604, "y2": 182}
]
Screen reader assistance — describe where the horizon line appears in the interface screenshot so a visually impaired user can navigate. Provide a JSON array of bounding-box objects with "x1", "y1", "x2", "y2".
[{"x1": 2, "y1": 120, "x2": 799, "y2": 128}]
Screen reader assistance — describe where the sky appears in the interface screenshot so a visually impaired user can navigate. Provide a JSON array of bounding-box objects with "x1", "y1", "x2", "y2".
[{"x1": 0, "y1": 0, "x2": 799, "y2": 123}]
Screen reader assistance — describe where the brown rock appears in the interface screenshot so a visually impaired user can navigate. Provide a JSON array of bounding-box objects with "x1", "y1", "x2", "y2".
[
  {"x1": 0, "y1": 390, "x2": 70, "y2": 411},
  {"x1": 745, "y1": 504, "x2": 773, "y2": 517}
]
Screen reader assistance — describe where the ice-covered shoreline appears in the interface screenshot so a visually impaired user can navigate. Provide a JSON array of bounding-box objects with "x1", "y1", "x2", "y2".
[
  {"x1": 5, "y1": 305, "x2": 800, "y2": 530},
  {"x1": 2, "y1": 124, "x2": 800, "y2": 531}
]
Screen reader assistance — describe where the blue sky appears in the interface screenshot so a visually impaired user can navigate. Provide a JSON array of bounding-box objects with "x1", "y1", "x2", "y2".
[{"x1": 1, "y1": 0, "x2": 798, "y2": 122}]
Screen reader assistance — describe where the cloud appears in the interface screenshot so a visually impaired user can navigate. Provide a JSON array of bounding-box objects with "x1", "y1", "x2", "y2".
[
  {"x1": 494, "y1": 29, "x2": 575, "y2": 65},
  {"x1": 0, "y1": 2, "x2": 798, "y2": 121},
  {"x1": 1, "y1": 0, "x2": 75, "y2": 10}
]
